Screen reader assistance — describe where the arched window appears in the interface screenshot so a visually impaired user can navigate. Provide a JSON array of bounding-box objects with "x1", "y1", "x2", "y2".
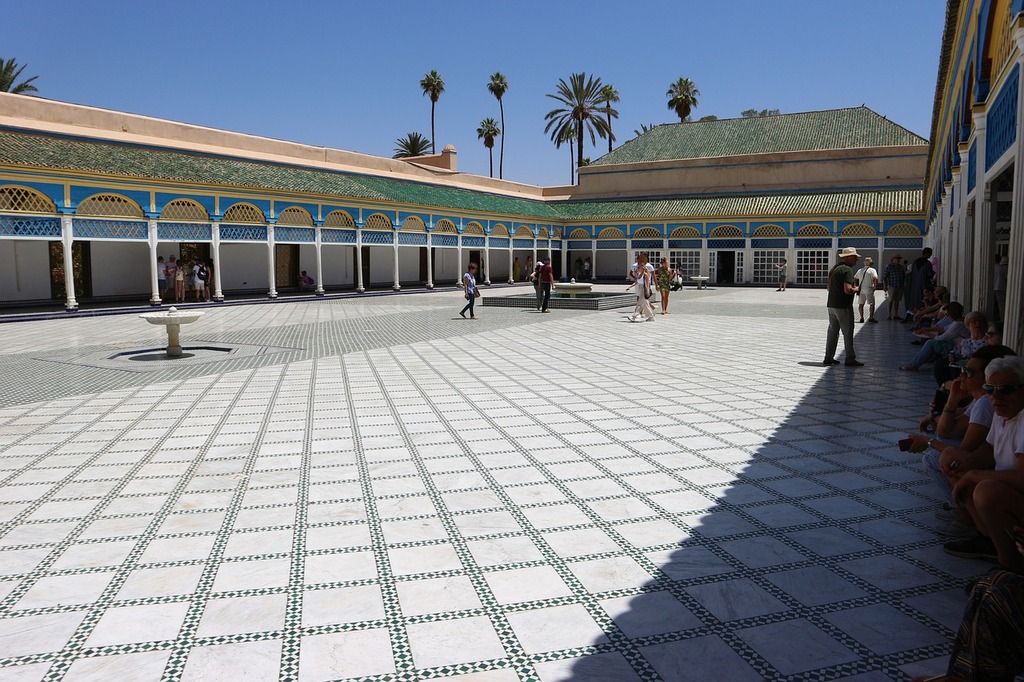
[
  {"x1": 797, "y1": 224, "x2": 830, "y2": 237},
  {"x1": 514, "y1": 225, "x2": 534, "y2": 237},
  {"x1": 708, "y1": 224, "x2": 742, "y2": 239},
  {"x1": 670, "y1": 226, "x2": 700, "y2": 238},
  {"x1": 0, "y1": 185, "x2": 57, "y2": 214},
  {"x1": 401, "y1": 216, "x2": 426, "y2": 231},
  {"x1": 632, "y1": 227, "x2": 661, "y2": 239},
  {"x1": 537, "y1": 228, "x2": 550, "y2": 239},
  {"x1": 841, "y1": 223, "x2": 875, "y2": 236},
  {"x1": 887, "y1": 223, "x2": 921, "y2": 237},
  {"x1": 598, "y1": 227, "x2": 625, "y2": 239},
  {"x1": 77, "y1": 193, "x2": 144, "y2": 218},
  {"x1": 490, "y1": 224, "x2": 509, "y2": 237},
  {"x1": 277, "y1": 206, "x2": 313, "y2": 226},
  {"x1": 569, "y1": 228, "x2": 591, "y2": 239},
  {"x1": 434, "y1": 219, "x2": 458, "y2": 234},
  {"x1": 222, "y1": 203, "x2": 266, "y2": 224},
  {"x1": 323, "y1": 210, "x2": 355, "y2": 228},
  {"x1": 363, "y1": 213, "x2": 392, "y2": 230},
  {"x1": 752, "y1": 224, "x2": 786, "y2": 238},
  {"x1": 160, "y1": 199, "x2": 208, "y2": 222}
]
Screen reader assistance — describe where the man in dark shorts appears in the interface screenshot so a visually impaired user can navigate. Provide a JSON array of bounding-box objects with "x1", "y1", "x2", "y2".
[
  {"x1": 540, "y1": 259, "x2": 555, "y2": 313},
  {"x1": 823, "y1": 247, "x2": 864, "y2": 367}
]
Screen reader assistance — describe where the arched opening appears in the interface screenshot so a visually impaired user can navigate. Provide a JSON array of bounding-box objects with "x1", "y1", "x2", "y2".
[
  {"x1": 77, "y1": 193, "x2": 144, "y2": 218},
  {"x1": 797, "y1": 224, "x2": 830, "y2": 237},
  {"x1": 324, "y1": 210, "x2": 355, "y2": 228},
  {"x1": 708, "y1": 224, "x2": 742, "y2": 239},
  {"x1": 752, "y1": 224, "x2": 786, "y2": 238},
  {"x1": 670, "y1": 226, "x2": 700, "y2": 239},
  {"x1": 160, "y1": 199, "x2": 209, "y2": 222},
  {"x1": 222, "y1": 203, "x2": 266, "y2": 224},
  {"x1": 0, "y1": 185, "x2": 57, "y2": 214},
  {"x1": 276, "y1": 206, "x2": 314, "y2": 226},
  {"x1": 840, "y1": 223, "x2": 875, "y2": 237},
  {"x1": 632, "y1": 227, "x2": 661, "y2": 239},
  {"x1": 887, "y1": 223, "x2": 922, "y2": 237}
]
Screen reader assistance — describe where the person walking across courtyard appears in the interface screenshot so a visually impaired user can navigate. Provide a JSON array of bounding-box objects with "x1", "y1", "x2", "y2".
[
  {"x1": 157, "y1": 256, "x2": 167, "y2": 301},
  {"x1": 459, "y1": 262, "x2": 479, "y2": 319},
  {"x1": 776, "y1": 258, "x2": 787, "y2": 291},
  {"x1": 540, "y1": 258, "x2": 555, "y2": 313},
  {"x1": 656, "y1": 257, "x2": 674, "y2": 314},
  {"x1": 883, "y1": 254, "x2": 906, "y2": 320},
  {"x1": 823, "y1": 247, "x2": 863, "y2": 367},
  {"x1": 628, "y1": 254, "x2": 655, "y2": 322},
  {"x1": 854, "y1": 256, "x2": 879, "y2": 323},
  {"x1": 529, "y1": 260, "x2": 543, "y2": 311}
]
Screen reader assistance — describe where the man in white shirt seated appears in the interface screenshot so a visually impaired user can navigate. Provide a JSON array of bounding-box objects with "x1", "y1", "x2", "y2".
[
  {"x1": 900, "y1": 301, "x2": 970, "y2": 371},
  {"x1": 944, "y1": 356, "x2": 1024, "y2": 570}
]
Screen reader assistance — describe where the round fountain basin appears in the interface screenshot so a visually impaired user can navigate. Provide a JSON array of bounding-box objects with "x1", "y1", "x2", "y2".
[{"x1": 553, "y1": 282, "x2": 593, "y2": 298}]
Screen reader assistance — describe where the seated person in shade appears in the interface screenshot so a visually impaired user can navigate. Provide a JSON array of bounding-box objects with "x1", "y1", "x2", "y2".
[
  {"x1": 907, "y1": 346, "x2": 1016, "y2": 517},
  {"x1": 298, "y1": 270, "x2": 315, "y2": 291},
  {"x1": 933, "y1": 311, "x2": 989, "y2": 385},
  {"x1": 900, "y1": 302, "x2": 969, "y2": 371},
  {"x1": 943, "y1": 356, "x2": 1024, "y2": 570},
  {"x1": 910, "y1": 285, "x2": 948, "y2": 327}
]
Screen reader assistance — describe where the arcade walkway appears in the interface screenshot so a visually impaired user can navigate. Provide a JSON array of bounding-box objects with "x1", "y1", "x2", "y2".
[{"x1": 0, "y1": 287, "x2": 985, "y2": 680}]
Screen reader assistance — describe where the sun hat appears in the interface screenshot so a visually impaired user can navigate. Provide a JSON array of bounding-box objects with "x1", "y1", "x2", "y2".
[{"x1": 838, "y1": 247, "x2": 860, "y2": 258}]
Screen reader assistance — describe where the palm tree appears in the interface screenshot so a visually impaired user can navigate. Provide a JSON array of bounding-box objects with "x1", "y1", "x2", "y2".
[
  {"x1": 599, "y1": 84, "x2": 620, "y2": 154},
  {"x1": 666, "y1": 77, "x2": 700, "y2": 122},
  {"x1": 393, "y1": 132, "x2": 432, "y2": 158},
  {"x1": 554, "y1": 124, "x2": 577, "y2": 184},
  {"x1": 544, "y1": 72, "x2": 613, "y2": 171},
  {"x1": 419, "y1": 70, "x2": 445, "y2": 154},
  {"x1": 476, "y1": 118, "x2": 501, "y2": 177},
  {"x1": 633, "y1": 123, "x2": 658, "y2": 138},
  {"x1": 487, "y1": 72, "x2": 509, "y2": 178},
  {"x1": 0, "y1": 58, "x2": 38, "y2": 94}
]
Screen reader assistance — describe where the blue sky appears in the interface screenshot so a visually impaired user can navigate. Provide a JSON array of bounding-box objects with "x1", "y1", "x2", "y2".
[{"x1": 5, "y1": 0, "x2": 943, "y2": 187}]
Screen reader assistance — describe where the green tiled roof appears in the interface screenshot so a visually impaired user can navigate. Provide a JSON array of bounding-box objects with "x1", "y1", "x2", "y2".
[
  {"x1": 593, "y1": 106, "x2": 928, "y2": 166},
  {"x1": 0, "y1": 129, "x2": 921, "y2": 222},
  {"x1": 0, "y1": 130, "x2": 562, "y2": 220},
  {"x1": 556, "y1": 188, "x2": 924, "y2": 221}
]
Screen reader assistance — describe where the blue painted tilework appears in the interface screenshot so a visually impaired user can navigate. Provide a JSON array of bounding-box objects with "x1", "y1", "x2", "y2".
[
  {"x1": 885, "y1": 237, "x2": 924, "y2": 249},
  {"x1": 73, "y1": 219, "x2": 147, "y2": 240},
  {"x1": 967, "y1": 141, "x2": 977, "y2": 192},
  {"x1": 433, "y1": 235, "x2": 458, "y2": 247},
  {"x1": 632, "y1": 239, "x2": 663, "y2": 249},
  {"x1": 669, "y1": 239, "x2": 702, "y2": 249},
  {"x1": 597, "y1": 240, "x2": 627, "y2": 250},
  {"x1": 220, "y1": 225, "x2": 268, "y2": 241},
  {"x1": 362, "y1": 231, "x2": 394, "y2": 245},
  {"x1": 158, "y1": 223, "x2": 211, "y2": 242},
  {"x1": 321, "y1": 229, "x2": 355, "y2": 244},
  {"x1": 567, "y1": 240, "x2": 592, "y2": 250},
  {"x1": 462, "y1": 236, "x2": 485, "y2": 247},
  {"x1": 275, "y1": 227, "x2": 315, "y2": 243},
  {"x1": 490, "y1": 237, "x2": 510, "y2": 248},
  {"x1": 796, "y1": 238, "x2": 832, "y2": 249},
  {"x1": 986, "y1": 63, "x2": 1018, "y2": 170},
  {"x1": 751, "y1": 238, "x2": 789, "y2": 248},
  {"x1": 708, "y1": 239, "x2": 745, "y2": 249},
  {"x1": 0, "y1": 216, "x2": 61, "y2": 238},
  {"x1": 513, "y1": 238, "x2": 534, "y2": 248},
  {"x1": 398, "y1": 232, "x2": 427, "y2": 246},
  {"x1": 839, "y1": 237, "x2": 879, "y2": 248}
]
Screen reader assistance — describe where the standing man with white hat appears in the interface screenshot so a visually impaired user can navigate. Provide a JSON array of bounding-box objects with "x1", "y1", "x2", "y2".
[{"x1": 823, "y1": 247, "x2": 865, "y2": 367}]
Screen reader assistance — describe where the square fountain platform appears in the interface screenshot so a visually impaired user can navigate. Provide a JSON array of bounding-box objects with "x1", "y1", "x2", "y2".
[{"x1": 482, "y1": 292, "x2": 636, "y2": 310}]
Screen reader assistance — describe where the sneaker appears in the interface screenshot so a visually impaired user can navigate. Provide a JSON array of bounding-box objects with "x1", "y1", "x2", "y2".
[
  {"x1": 845, "y1": 360, "x2": 864, "y2": 367},
  {"x1": 943, "y1": 535, "x2": 998, "y2": 561},
  {"x1": 822, "y1": 359, "x2": 840, "y2": 366}
]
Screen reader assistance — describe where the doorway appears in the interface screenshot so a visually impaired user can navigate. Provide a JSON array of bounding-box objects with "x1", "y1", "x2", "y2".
[
  {"x1": 49, "y1": 241, "x2": 92, "y2": 300},
  {"x1": 353, "y1": 246, "x2": 371, "y2": 288},
  {"x1": 469, "y1": 250, "x2": 482, "y2": 282},
  {"x1": 716, "y1": 251, "x2": 736, "y2": 284}
]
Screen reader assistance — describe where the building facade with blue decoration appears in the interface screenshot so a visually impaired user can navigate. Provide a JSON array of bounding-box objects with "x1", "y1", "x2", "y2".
[
  {"x1": 926, "y1": 0, "x2": 1024, "y2": 351},
  {"x1": 0, "y1": 94, "x2": 927, "y2": 315}
]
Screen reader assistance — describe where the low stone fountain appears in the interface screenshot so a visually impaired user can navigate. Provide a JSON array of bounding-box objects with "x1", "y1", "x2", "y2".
[
  {"x1": 553, "y1": 277, "x2": 593, "y2": 298},
  {"x1": 139, "y1": 306, "x2": 205, "y2": 357}
]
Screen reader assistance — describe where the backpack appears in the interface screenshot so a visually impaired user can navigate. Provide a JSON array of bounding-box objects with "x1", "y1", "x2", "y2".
[{"x1": 197, "y1": 265, "x2": 207, "y2": 282}]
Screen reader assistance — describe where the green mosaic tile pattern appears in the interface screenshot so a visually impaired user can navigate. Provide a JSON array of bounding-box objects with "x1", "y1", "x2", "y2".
[{"x1": 592, "y1": 106, "x2": 928, "y2": 166}]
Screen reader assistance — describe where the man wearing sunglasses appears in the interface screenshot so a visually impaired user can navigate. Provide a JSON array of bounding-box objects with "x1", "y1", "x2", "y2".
[{"x1": 944, "y1": 357, "x2": 1024, "y2": 570}]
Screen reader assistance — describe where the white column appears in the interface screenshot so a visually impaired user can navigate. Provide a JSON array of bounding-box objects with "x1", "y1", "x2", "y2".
[
  {"x1": 212, "y1": 221, "x2": 224, "y2": 301},
  {"x1": 830, "y1": 236, "x2": 839, "y2": 271},
  {"x1": 507, "y1": 240, "x2": 514, "y2": 284},
  {"x1": 971, "y1": 111, "x2": 990, "y2": 314},
  {"x1": 457, "y1": 234, "x2": 463, "y2": 285},
  {"x1": 147, "y1": 218, "x2": 161, "y2": 305},
  {"x1": 60, "y1": 214, "x2": 78, "y2": 310},
  {"x1": 743, "y1": 242, "x2": 754, "y2": 284},
  {"x1": 532, "y1": 239, "x2": 537, "y2": 270},
  {"x1": 561, "y1": 236, "x2": 568, "y2": 281},
  {"x1": 700, "y1": 243, "x2": 709, "y2": 278},
  {"x1": 1006, "y1": 27, "x2": 1024, "y2": 349},
  {"x1": 392, "y1": 231, "x2": 401, "y2": 290},
  {"x1": 426, "y1": 230, "x2": 434, "y2": 289},
  {"x1": 355, "y1": 224, "x2": 365, "y2": 292},
  {"x1": 590, "y1": 240, "x2": 597, "y2": 281},
  {"x1": 266, "y1": 223, "x2": 278, "y2": 298},
  {"x1": 314, "y1": 224, "x2": 325, "y2": 295},
  {"x1": 625, "y1": 238, "x2": 632, "y2": 279},
  {"x1": 663, "y1": 235, "x2": 669, "y2": 262},
  {"x1": 484, "y1": 236, "x2": 492, "y2": 285}
]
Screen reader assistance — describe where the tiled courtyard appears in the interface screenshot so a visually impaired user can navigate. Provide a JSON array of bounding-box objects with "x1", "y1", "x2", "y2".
[{"x1": 0, "y1": 286, "x2": 987, "y2": 681}]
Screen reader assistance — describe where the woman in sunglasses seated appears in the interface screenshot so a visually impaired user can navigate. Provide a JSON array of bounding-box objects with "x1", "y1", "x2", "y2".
[{"x1": 943, "y1": 356, "x2": 1024, "y2": 570}]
